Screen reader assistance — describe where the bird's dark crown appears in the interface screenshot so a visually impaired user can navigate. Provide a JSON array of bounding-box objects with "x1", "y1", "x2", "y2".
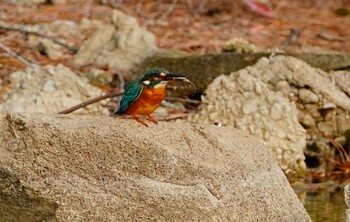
[{"x1": 141, "y1": 68, "x2": 169, "y2": 81}]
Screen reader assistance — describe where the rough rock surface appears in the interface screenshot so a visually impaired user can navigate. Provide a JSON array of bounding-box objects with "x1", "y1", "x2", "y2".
[
  {"x1": 193, "y1": 55, "x2": 350, "y2": 176},
  {"x1": 192, "y1": 66, "x2": 307, "y2": 178},
  {"x1": 0, "y1": 64, "x2": 108, "y2": 115},
  {"x1": 0, "y1": 112, "x2": 311, "y2": 222},
  {"x1": 333, "y1": 70, "x2": 350, "y2": 97},
  {"x1": 246, "y1": 56, "x2": 350, "y2": 137},
  {"x1": 345, "y1": 184, "x2": 350, "y2": 222},
  {"x1": 74, "y1": 9, "x2": 156, "y2": 71}
]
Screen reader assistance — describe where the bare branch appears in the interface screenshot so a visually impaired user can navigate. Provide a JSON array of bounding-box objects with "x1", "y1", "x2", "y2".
[
  {"x1": 0, "y1": 41, "x2": 39, "y2": 67},
  {"x1": 160, "y1": 0, "x2": 178, "y2": 20},
  {"x1": 58, "y1": 90, "x2": 124, "y2": 114},
  {"x1": 0, "y1": 22, "x2": 79, "y2": 53}
]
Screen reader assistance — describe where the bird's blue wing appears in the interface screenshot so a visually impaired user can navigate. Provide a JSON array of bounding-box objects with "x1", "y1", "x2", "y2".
[{"x1": 114, "y1": 80, "x2": 143, "y2": 114}]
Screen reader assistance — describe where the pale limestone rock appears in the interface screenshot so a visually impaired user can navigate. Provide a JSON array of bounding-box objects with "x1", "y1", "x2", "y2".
[
  {"x1": 337, "y1": 113, "x2": 350, "y2": 134},
  {"x1": 0, "y1": 65, "x2": 108, "y2": 115},
  {"x1": 301, "y1": 113, "x2": 316, "y2": 128},
  {"x1": 0, "y1": 113, "x2": 312, "y2": 222},
  {"x1": 298, "y1": 89, "x2": 319, "y2": 104},
  {"x1": 193, "y1": 55, "x2": 350, "y2": 175},
  {"x1": 74, "y1": 10, "x2": 156, "y2": 71},
  {"x1": 332, "y1": 70, "x2": 350, "y2": 97},
  {"x1": 192, "y1": 68, "x2": 307, "y2": 178},
  {"x1": 36, "y1": 39, "x2": 64, "y2": 60},
  {"x1": 345, "y1": 184, "x2": 350, "y2": 222},
  {"x1": 254, "y1": 56, "x2": 350, "y2": 111},
  {"x1": 250, "y1": 56, "x2": 350, "y2": 138},
  {"x1": 345, "y1": 184, "x2": 350, "y2": 208},
  {"x1": 275, "y1": 80, "x2": 291, "y2": 97}
]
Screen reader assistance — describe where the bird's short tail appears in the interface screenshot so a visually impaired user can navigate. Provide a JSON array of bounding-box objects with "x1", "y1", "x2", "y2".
[{"x1": 114, "y1": 107, "x2": 122, "y2": 115}]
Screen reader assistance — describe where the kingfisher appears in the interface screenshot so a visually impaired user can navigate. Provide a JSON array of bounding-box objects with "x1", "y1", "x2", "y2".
[{"x1": 114, "y1": 68, "x2": 194, "y2": 126}]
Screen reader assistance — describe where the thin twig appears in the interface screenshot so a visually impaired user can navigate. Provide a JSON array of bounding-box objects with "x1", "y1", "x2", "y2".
[
  {"x1": 0, "y1": 41, "x2": 38, "y2": 67},
  {"x1": 58, "y1": 90, "x2": 123, "y2": 114},
  {"x1": 116, "y1": 71, "x2": 125, "y2": 90},
  {"x1": 326, "y1": 135, "x2": 350, "y2": 162},
  {"x1": 0, "y1": 22, "x2": 79, "y2": 53},
  {"x1": 160, "y1": 0, "x2": 178, "y2": 20}
]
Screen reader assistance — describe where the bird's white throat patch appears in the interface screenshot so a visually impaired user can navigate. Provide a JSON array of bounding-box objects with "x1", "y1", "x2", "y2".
[
  {"x1": 153, "y1": 81, "x2": 168, "y2": 88},
  {"x1": 143, "y1": 80, "x2": 168, "y2": 88},
  {"x1": 143, "y1": 80, "x2": 150, "y2": 85}
]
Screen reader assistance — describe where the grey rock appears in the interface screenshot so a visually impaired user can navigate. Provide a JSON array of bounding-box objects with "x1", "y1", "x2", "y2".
[
  {"x1": 316, "y1": 121, "x2": 336, "y2": 135},
  {"x1": 344, "y1": 184, "x2": 350, "y2": 222},
  {"x1": 0, "y1": 112, "x2": 311, "y2": 222},
  {"x1": 193, "y1": 68, "x2": 307, "y2": 178},
  {"x1": 337, "y1": 113, "x2": 350, "y2": 134},
  {"x1": 42, "y1": 79, "x2": 56, "y2": 93},
  {"x1": 301, "y1": 113, "x2": 316, "y2": 128},
  {"x1": 275, "y1": 80, "x2": 292, "y2": 97},
  {"x1": 36, "y1": 39, "x2": 64, "y2": 60},
  {"x1": 242, "y1": 98, "x2": 258, "y2": 114},
  {"x1": 255, "y1": 56, "x2": 350, "y2": 111},
  {"x1": 0, "y1": 65, "x2": 109, "y2": 115},
  {"x1": 331, "y1": 70, "x2": 350, "y2": 97},
  {"x1": 298, "y1": 89, "x2": 319, "y2": 104},
  {"x1": 74, "y1": 10, "x2": 156, "y2": 71}
]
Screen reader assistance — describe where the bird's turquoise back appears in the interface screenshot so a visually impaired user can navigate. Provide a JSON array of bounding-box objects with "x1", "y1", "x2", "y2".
[{"x1": 114, "y1": 79, "x2": 143, "y2": 114}]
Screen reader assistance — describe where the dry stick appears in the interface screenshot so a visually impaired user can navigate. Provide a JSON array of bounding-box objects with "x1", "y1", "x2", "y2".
[
  {"x1": 0, "y1": 22, "x2": 79, "y2": 53},
  {"x1": 160, "y1": 0, "x2": 178, "y2": 20},
  {"x1": 116, "y1": 71, "x2": 125, "y2": 90},
  {"x1": 58, "y1": 90, "x2": 124, "y2": 114},
  {"x1": 0, "y1": 41, "x2": 38, "y2": 67},
  {"x1": 327, "y1": 136, "x2": 350, "y2": 162}
]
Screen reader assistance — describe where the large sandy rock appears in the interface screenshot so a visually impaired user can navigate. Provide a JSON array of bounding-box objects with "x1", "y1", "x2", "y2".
[
  {"x1": 0, "y1": 113, "x2": 311, "y2": 221},
  {"x1": 0, "y1": 64, "x2": 108, "y2": 115},
  {"x1": 74, "y1": 9, "x2": 156, "y2": 71}
]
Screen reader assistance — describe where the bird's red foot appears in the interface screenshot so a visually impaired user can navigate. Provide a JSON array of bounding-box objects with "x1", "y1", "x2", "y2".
[
  {"x1": 147, "y1": 115, "x2": 158, "y2": 124},
  {"x1": 133, "y1": 115, "x2": 148, "y2": 127}
]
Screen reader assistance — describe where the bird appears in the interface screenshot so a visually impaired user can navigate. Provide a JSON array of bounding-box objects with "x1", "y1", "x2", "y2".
[{"x1": 114, "y1": 68, "x2": 194, "y2": 126}]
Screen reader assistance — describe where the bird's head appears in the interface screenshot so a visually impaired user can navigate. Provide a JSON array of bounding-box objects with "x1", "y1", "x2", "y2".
[{"x1": 141, "y1": 68, "x2": 190, "y2": 88}]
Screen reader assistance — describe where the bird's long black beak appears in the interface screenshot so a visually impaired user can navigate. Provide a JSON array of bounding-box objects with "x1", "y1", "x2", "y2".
[
  {"x1": 162, "y1": 73, "x2": 188, "y2": 81},
  {"x1": 162, "y1": 73, "x2": 197, "y2": 95}
]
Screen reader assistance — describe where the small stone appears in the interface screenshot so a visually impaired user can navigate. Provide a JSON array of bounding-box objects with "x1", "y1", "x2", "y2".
[
  {"x1": 47, "y1": 67, "x2": 56, "y2": 75},
  {"x1": 337, "y1": 114, "x2": 350, "y2": 134},
  {"x1": 317, "y1": 121, "x2": 335, "y2": 135},
  {"x1": 270, "y1": 103, "x2": 283, "y2": 120},
  {"x1": 254, "y1": 81, "x2": 263, "y2": 95},
  {"x1": 301, "y1": 113, "x2": 316, "y2": 128},
  {"x1": 209, "y1": 112, "x2": 218, "y2": 121},
  {"x1": 275, "y1": 81, "x2": 291, "y2": 97},
  {"x1": 36, "y1": 39, "x2": 64, "y2": 60},
  {"x1": 298, "y1": 89, "x2": 319, "y2": 104},
  {"x1": 322, "y1": 103, "x2": 337, "y2": 109},
  {"x1": 242, "y1": 98, "x2": 258, "y2": 114},
  {"x1": 42, "y1": 80, "x2": 56, "y2": 93},
  {"x1": 304, "y1": 104, "x2": 321, "y2": 118},
  {"x1": 222, "y1": 38, "x2": 262, "y2": 53}
]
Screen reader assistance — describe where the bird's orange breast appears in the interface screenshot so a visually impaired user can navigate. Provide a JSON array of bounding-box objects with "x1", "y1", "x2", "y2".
[{"x1": 125, "y1": 86, "x2": 166, "y2": 115}]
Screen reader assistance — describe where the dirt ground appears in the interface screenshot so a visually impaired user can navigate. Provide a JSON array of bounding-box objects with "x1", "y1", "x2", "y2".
[{"x1": 0, "y1": 0, "x2": 349, "y2": 84}]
